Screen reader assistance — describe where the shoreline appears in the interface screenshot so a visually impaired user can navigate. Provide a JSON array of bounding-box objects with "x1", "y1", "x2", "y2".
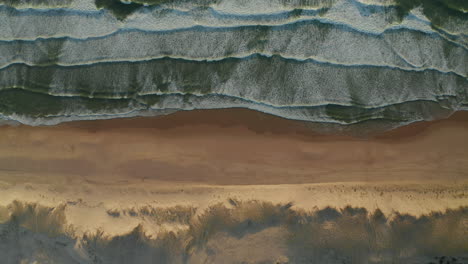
[
  {"x1": 0, "y1": 108, "x2": 466, "y2": 218},
  {"x1": 0, "y1": 105, "x2": 466, "y2": 260},
  {"x1": 0, "y1": 108, "x2": 467, "y2": 186}
]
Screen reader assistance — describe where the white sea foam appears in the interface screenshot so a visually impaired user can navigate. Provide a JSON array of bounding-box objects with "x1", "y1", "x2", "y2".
[
  {"x1": 0, "y1": 0, "x2": 466, "y2": 126},
  {"x1": 1, "y1": 0, "x2": 466, "y2": 42}
]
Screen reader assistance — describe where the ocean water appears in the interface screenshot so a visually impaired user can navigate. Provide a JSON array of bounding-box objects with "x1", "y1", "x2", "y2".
[{"x1": 0, "y1": 0, "x2": 467, "y2": 126}]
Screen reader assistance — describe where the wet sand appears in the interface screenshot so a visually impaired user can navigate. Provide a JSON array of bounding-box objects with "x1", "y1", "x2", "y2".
[{"x1": 0, "y1": 109, "x2": 467, "y2": 186}]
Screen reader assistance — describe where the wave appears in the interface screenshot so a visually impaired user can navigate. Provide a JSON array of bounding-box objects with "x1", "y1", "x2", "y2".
[
  {"x1": 0, "y1": 0, "x2": 466, "y2": 128},
  {"x1": 1, "y1": 1, "x2": 466, "y2": 43},
  {"x1": 0, "y1": 22, "x2": 466, "y2": 77},
  {"x1": 0, "y1": 53, "x2": 465, "y2": 127},
  {"x1": 0, "y1": 0, "x2": 335, "y2": 12},
  {"x1": 0, "y1": 0, "x2": 74, "y2": 9},
  {"x1": 0, "y1": 54, "x2": 465, "y2": 79},
  {"x1": 1, "y1": 56, "x2": 464, "y2": 78},
  {"x1": 3, "y1": 0, "x2": 467, "y2": 15},
  {"x1": 0, "y1": 84, "x2": 460, "y2": 110},
  {"x1": 0, "y1": 81, "x2": 462, "y2": 127},
  {"x1": 1, "y1": 55, "x2": 465, "y2": 106}
]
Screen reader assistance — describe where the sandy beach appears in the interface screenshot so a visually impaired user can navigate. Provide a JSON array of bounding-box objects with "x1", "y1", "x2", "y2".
[
  {"x1": 0, "y1": 108, "x2": 466, "y2": 217},
  {"x1": 0, "y1": 109, "x2": 467, "y2": 263}
]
